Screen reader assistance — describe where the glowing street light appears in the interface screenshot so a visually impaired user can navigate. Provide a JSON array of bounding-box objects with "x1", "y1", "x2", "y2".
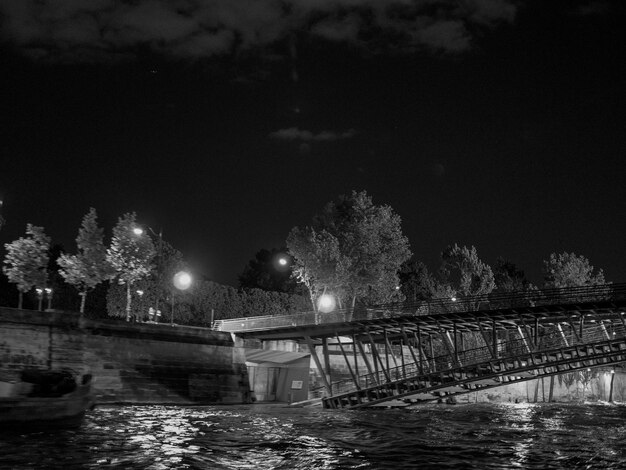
[
  {"x1": 317, "y1": 294, "x2": 336, "y2": 313},
  {"x1": 171, "y1": 270, "x2": 193, "y2": 325},
  {"x1": 173, "y1": 271, "x2": 192, "y2": 290},
  {"x1": 274, "y1": 253, "x2": 291, "y2": 272},
  {"x1": 132, "y1": 227, "x2": 144, "y2": 236}
]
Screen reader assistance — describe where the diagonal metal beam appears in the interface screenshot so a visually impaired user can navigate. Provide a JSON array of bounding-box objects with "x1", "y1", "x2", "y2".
[
  {"x1": 478, "y1": 319, "x2": 496, "y2": 358},
  {"x1": 556, "y1": 323, "x2": 570, "y2": 347},
  {"x1": 304, "y1": 336, "x2": 332, "y2": 395},
  {"x1": 355, "y1": 338, "x2": 377, "y2": 384},
  {"x1": 366, "y1": 330, "x2": 391, "y2": 383},
  {"x1": 336, "y1": 333, "x2": 360, "y2": 390},
  {"x1": 402, "y1": 327, "x2": 420, "y2": 372}
]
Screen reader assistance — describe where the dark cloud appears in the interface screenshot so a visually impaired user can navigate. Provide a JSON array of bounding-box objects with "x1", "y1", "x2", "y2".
[
  {"x1": 269, "y1": 127, "x2": 357, "y2": 141},
  {"x1": 572, "y1": 1, "x2": 612, "y2": 16},
  {"x1": 0, "y1": 0, "x2": 519, "y2": 61}
]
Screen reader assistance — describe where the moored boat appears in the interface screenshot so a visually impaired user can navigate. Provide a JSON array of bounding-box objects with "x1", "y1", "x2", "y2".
[{"x1": 0, "y1": 369, "x2": 95, "y2": 426}]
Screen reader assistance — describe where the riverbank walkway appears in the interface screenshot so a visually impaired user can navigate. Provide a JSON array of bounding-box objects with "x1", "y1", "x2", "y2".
[{"x1": 215, "y1": 284, "x2": 626, "y2": 409}]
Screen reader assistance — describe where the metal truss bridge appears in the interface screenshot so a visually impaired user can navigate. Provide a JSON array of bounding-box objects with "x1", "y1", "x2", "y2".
[{"x1": 215, "y1": 283, "x2": 626, "y2": 409}]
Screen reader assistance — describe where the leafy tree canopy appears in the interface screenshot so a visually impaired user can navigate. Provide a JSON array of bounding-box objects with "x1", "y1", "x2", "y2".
[
  {"x1": 152, "y1": 237, "x2": 187, "y2": 298},
  {"x1": 494, "y1": 257, "x2": 534, "y2": 293},
  {"x1": 3, "y1": 224, "x2": 51, "y2": 291},
  {"x1": 2, "y1": 224, "x2": 51, "y2": 309},
  {"x1": 106, "y1": 212, "x2": 155, "y2": 320},
  {"x1": 543, "y1": 252, "x2": 606, "y2": 288},
  {"x1": 431, "y1": 244, "x2": 495, "y2": 312},
  {"x1": 398, "y1": 259, "x2": 435, "y2": 303},
  {"x1": 287, "y1": 190, "x2": 412, "y2": 309},
  {"x1": 58, "y1": 208, "x2": 113, "y2": 312},
  {"x1": 106, "y1": 212, "x2": 156, "y2": 285}
]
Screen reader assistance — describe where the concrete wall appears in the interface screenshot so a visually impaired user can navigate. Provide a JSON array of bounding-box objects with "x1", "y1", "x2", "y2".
[{"x1": 0, "y1": 307, "x2": 250, "y2": 405}]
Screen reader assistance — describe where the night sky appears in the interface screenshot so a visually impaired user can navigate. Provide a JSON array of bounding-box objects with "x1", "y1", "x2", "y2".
[{"x1": 1, "y1": 0, "x2": 625, "y2": 287}]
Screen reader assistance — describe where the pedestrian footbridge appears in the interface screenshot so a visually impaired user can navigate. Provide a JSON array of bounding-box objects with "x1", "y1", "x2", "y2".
[{"x1": 215, "y1": 284, "x2": 626, "y2": 409}]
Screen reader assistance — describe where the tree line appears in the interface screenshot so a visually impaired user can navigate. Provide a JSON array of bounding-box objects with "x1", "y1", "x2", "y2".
[
  {"x1": 2, "y1": 190, "x2": 609, "y2": 323},
  {"x1": 282, "y1": 190, "x2": 607, "y2": 313},
  {"x1": 1, "y1": 209, "x2": 309, "y2": 323}
]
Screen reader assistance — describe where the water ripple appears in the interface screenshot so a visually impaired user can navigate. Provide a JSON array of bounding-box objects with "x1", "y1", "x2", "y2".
[{"x1": 1, "y1": 403, "x2": 626, "y2": 469}]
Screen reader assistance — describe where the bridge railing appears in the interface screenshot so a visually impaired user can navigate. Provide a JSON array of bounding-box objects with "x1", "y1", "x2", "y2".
[
  {"x1": 214, "y1": 283, "x2": 626, "y2": 333},
  {"x1": 308, "y1": 321, "x2": 626, "y2": 399}
]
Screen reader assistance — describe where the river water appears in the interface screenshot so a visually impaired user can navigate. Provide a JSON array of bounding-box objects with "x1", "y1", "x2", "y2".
[{"x1": 1, "y1": 402, "x2": 625, "y2": 469}]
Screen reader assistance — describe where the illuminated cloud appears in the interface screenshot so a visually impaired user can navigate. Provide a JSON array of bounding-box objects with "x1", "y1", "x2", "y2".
[
  {"x1": 269, "y1": 127, "x2": 357, "y2": 141},
  {"x1": 0, "y1": 0, "x2": 519, "y2": 61}
]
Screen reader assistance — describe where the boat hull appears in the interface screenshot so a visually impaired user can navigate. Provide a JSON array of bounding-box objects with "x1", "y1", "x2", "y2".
[{"x1": 0, "y1": 382, "x2": 94, "y2": 426}]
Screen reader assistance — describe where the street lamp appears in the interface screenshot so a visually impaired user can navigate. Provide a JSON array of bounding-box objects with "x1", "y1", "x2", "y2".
[
  {"x1": 274, "y1": 253, "x2": 291, "y2": 271},
  {"x1": 136, "y1": 289, "x2": 144, "y2": 322},
  {"x1": 133, "y1": 224, "x2": 165, "y2": 317},
  {"x1": 45, "y1": 287, "x2": 53, "y2": 311},
  {"x1": 171, "y1": 270, "x2": 192, "y2": 325},
  {"x1": 35, "y1": 288, "x2": 44, "y2": 311},
  {"x1": 317, "y1": 294, "x2": 336, "y2": 313}
]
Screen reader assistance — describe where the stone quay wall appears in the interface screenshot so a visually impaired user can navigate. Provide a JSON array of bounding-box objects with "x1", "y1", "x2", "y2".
[{"x1": 0, "y1": 307, "x2": 250, "y2": 405}]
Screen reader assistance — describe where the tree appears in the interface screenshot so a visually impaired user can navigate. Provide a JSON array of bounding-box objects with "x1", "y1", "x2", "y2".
[
  {"x1": 106, "y1": 213, "x2": 155, "y2": 321},
  {"x1": 286, "y1": 227, "x2": 343, "y2": 310},
  {"x1": 287, "y1": 190, "x2": 412, "y2": 314},
  {"x1": 58, "y1": 208, "x2": 113, "y2": 313},
  {"x1": 494, "y1": 258, "x2": 532, "y2": 293},
  {"x1": 578, "y1": 369, "x2": 599, "y2": 401},
  {"x1": 543, "y1": 252, "x2": 606, "y2": 288},
  {"x1": 435, "y1": 244, "x2": 495, "y2": 310},
  {"x1": 398, "y1": 259, "x2": 435, "y2": 304},
  {"x1": 562, "y1": 372, "x2": 577, "y2": 399},
  {"x1": 238, "y1": 247, "x2": 302, "y2": 294},
  {"x1": 2, "y1": 224, "x2": 50, "y2": 309},
  {"x1": 150, "y1": 238, "x2": 187, "y2": 321}
]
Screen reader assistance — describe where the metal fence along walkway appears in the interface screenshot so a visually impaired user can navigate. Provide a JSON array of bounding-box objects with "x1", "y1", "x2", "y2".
[{"x1": 215, "y1": 283, "x2": 626, "y2": 408}]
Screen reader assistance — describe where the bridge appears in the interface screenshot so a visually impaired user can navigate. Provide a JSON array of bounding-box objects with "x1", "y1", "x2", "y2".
[{"x1": 215, "y1": 284, "x2": 626, "y2": 409}]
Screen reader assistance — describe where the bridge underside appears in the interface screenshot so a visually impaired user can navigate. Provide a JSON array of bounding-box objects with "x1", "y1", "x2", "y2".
[
  {"x1": 222, "y1": 288, "x2": 626, "y2": 409},
  {"x1": 324, "y1": 335, "x2": 626, "y2": 409}
]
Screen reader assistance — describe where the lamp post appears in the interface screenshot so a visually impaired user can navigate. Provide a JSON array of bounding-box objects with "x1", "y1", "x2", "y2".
[
  {"x1": 45, "y1": 287, "x2": 53, "y2": 311},
  {"x1": 171, "y1": 270, "x2": 192, "y2": 326},
  {"x1": 35, "y1": 288, "x2": 44, "y2": 311},
  {"x1": 133, "y1": 224, "x2": 164, "y2": 318},
  {"x1": 136, "y1": 289, "x2": 144, "y2": 322}
]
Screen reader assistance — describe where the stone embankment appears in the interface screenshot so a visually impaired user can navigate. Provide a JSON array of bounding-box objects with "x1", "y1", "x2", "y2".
[{"x1": 0, "y1": 307, "x2": 250, "y2": 404}]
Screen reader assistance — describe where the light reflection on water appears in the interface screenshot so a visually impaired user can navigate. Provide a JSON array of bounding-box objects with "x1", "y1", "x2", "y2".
[{"x1": 1, "y1": 403, "x2": 626, "y2": 469}]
